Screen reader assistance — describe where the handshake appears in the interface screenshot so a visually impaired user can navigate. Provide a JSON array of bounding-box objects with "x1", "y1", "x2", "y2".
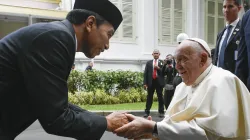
[{"x1": 106, "y1": 112, "x2": 159, "y2": 140}]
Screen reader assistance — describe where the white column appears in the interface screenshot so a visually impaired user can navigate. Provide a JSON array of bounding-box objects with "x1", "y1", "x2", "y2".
[
  {"x1": 28, "y1": 15, "x2": 33, "y2": 25},
  {"x1": 71, "y1": 0, "x2": 75, "y2": 9},
  {"x1": 61, "y1": 0, "x2": 72, "y2": 11},
  {"x1": 186, "y1": 0, "x2": 205, "y2": 39},
  {"x1": 137, "y1": 0, "x2": 156, "y2": 56}
]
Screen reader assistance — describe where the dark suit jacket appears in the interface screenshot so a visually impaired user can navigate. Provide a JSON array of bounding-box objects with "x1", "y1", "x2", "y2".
[
  {"x1": 162, "y1": 64, "x2": 177, "y2": 85},
  {"x1": 235, "y1": 10, "x2": 250, "y2": 90},
  {"x1": 0, "y1": 20, "x2": 107, "y2": 139},
  {"x1": 85, "y1": 66, "x2": 93, "y2": 71},
  {"x1": 213, "y1": 20, "x2": 241, "y2": 73},
  {"x1": 143, "y1": 59, "x2": 165, "y2": 87}
]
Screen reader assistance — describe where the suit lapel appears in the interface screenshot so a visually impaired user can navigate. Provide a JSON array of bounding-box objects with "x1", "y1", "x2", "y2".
[{"x1": 227, "y1": 20, "x2": 241, "y2": 46}]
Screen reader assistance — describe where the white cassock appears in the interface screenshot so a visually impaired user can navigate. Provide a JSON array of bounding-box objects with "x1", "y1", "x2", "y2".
[{"x1": 157, "y1": 64, "x2": 250, "y2": 140}]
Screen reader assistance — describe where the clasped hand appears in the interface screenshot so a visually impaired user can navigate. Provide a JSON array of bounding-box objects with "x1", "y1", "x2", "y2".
[{"x1": 107, "y1": 112, "x2": 156, "y2": 140}]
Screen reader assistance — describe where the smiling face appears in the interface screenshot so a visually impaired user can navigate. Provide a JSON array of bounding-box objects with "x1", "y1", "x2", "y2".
[
  {"x1": 174, "y1": 41, "x2": 208, "y2": 86},
  {"x1": 77, "y1": 16, "x2": 114, "y2": 58}
]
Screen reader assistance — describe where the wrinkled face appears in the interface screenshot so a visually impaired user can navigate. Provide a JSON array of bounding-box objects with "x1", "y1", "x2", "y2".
[
  {"x1": 82, "y1": 21, "x2": 114, "y2": 58},
  {"x1": 174, "y1": 45, "x2": 203, "y2": 86},
  {"x1": 152, "y1": 51, "x2": 160, "y2": 59},
  {"x1": 223, "y1": 0, "x2": 241, "y2": 23}
]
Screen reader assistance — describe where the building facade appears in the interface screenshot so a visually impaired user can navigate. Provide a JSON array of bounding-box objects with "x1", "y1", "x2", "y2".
[{"x1": 0, "y1": 0, "x2": 245, "y2": 71}]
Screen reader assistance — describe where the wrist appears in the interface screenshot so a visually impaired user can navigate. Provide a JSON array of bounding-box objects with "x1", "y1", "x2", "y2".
[
  {"x1": 105, "y1": 116, "x2": 111, "y2": 131},
  {"x1": 152, "y1": 122, "x2": 158, "y2": 138}
]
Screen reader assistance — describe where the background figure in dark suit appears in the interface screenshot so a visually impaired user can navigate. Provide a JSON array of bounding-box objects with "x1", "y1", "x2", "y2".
[
  {"x1": 85, "y1": 61, "x2": 93, "y2": 71},
  {"x1": 162, "y1": 54, "x2": 177, "y2": 110},
  {"x1": 0, "y1": 0, "x2": 128, "y2": 139},
  {"x1": 235, "y1": 1, "x2": 250, "y2": 90},
  {"x1": 143, "y1": 49, "x2": 165, "y2": 118},
  {"x1": 213, "y1": 0, "x2": 242, "y2": 73}
]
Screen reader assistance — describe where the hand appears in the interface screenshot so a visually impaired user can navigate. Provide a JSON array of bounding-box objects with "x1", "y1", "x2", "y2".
[
  {"x1": 114, "y1": 114, "x2": 155, "y2": 139},
  {"x1": 143, "y1": 85, "x2": 147, "y2": 90},
  {"x1": 132, "y1": 116, "x2": 154, "y2": 140},
  {"x1": 154, "y1": 65, "x2": 159, "y2": 69},
  {"x1": 106, "y1": 111, "x2": 129, "y2": 132},
  {"x1": 163, "y1": 59, "x2": 167, "y2": 65}
]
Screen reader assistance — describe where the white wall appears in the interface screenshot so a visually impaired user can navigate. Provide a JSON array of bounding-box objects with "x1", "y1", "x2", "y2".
[{"x1": 0, "y1": 0, "x2": 59, "y2": 10}]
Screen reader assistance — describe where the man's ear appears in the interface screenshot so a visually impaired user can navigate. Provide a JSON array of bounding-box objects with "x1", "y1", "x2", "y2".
[
  {"x1": 85, "y1": 16, "x2": 96, "y2": 32},
  {"x1": 200, "y1": 52, "x2": 208, "y2": 66}
]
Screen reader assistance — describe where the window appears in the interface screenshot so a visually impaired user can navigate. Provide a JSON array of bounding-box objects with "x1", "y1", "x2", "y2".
[
  {"x1": 158, "y1": 0, "x2": 186, "y2": 45},
  {"x1": 205, "y1": 0, "x2": 225, "y2": 46},
  {"x1": 109, "y1": 0, "x2": 136, "y2": 42}
]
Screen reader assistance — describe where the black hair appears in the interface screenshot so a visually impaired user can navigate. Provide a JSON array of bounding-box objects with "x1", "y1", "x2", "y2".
[
  {"x1": 166, "y1": 54, "x2": 173, "y2": 57},
  {"x1": 223, "y1": 0, "x2": 241, "y2": 6},
  {"x1": 66, "y1": 9, "x2": 107, "y2": 26}
]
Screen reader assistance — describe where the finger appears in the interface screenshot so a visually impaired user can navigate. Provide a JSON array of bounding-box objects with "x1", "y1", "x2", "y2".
[
  {"x1": 125, "y1": 114, "x2": 136, "y2": 121},
  {"x1": 116, "y1": 126, "x2": 130, "y2": 138},
  {"x1": 147, "y1": 116, "x2": 152, "y2": 121},
  {"x1": 114, "y1": 123, "x2": 131, "y2": 133},
  {"x1": 121, "y1": 111, "x2": 128, "y2": 114}
]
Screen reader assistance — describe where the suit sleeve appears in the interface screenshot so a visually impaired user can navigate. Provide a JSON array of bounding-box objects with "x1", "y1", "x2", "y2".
[
  {"x1": 235, "y1": 13, "x2": 249, "y2": 86},
  {"x1": 157, "y1": 119, "x2": 208, "y2": 140},
  {"x1": 18, "y1": 30, "x2": 107, "y2": 140}
]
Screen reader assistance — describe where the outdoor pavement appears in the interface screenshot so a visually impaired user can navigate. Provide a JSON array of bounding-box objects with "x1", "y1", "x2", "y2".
[{"x1": 15, "y1": 110, "x2": 163, "y2": 140}]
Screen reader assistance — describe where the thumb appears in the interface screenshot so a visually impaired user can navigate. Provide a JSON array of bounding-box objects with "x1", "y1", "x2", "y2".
[
  {"x1": 147, "y1": 116, "x2": 152, "y2": 121},
  {"x1": 125, "y1": 114, "x2": 136, "y2": 121}
]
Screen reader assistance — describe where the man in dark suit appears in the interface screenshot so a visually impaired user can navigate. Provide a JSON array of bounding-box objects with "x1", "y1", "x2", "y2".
[
  {"x1": 85, "y1": 61, "x2": 93, "y2": 71},
  {"x1": 162, "y1": 54, "x2": 177, "y2": 110},
  {"x1": 0, "y1": 0, "x2": 128, "y2": 139},
  {"x1": 235, "y1": 0, "x2": 250, "y2": 90},
  {"x1": 143, "y1": 49, "x2": 165, "y2": 118},
  {"x1": 213, "y1": 0, "x2": 242, "y2": 73}
]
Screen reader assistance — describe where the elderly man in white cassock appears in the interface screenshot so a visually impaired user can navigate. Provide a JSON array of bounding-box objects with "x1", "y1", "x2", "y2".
[{"x1": 114, "y1": 38, "x2": 250, "y2": 140}]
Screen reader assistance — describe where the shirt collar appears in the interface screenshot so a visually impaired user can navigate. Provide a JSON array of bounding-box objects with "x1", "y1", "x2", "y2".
[
  {"x1": 192, "y1": 64, "x2": 213, "y2": 87},
  {"x1": 226, "y1": 18, "x2": 239, "y2": 27}
]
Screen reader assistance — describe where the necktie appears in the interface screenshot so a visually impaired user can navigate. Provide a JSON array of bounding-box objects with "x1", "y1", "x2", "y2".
[
  {"x1": 218, "y1": 25, "x2": 232, "y2": 68},
  {"x1": 153, "y1": 59, "x2": 157, "y2": 79}
]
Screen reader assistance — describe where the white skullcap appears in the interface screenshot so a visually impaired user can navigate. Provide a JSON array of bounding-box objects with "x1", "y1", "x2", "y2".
[
  {"x1": 177, "y1": 33, "x2": 189, "y2": 43},
  {"x1": 187, "y1": 38, "x2": 211, "y2": 57}
]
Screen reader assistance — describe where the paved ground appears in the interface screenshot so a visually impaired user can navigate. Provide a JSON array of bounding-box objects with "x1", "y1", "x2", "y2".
[{"x1": 15, "y1": 111, "x2": 162, "y2": 140}]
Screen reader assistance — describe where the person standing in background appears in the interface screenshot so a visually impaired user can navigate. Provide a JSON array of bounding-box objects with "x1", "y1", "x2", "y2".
[
  {"x1": 85, "y1": 61, "x2": 93, "y2": 71},
  {"x1": 143, "y1": 49, "x2": 165, "y2": 118},
  {"x1": 213, "y1": 0, "x2": 242, "y2": 73},
  {"x1": 162, "y1": 54, "x2": 177, "y2": 110}
]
